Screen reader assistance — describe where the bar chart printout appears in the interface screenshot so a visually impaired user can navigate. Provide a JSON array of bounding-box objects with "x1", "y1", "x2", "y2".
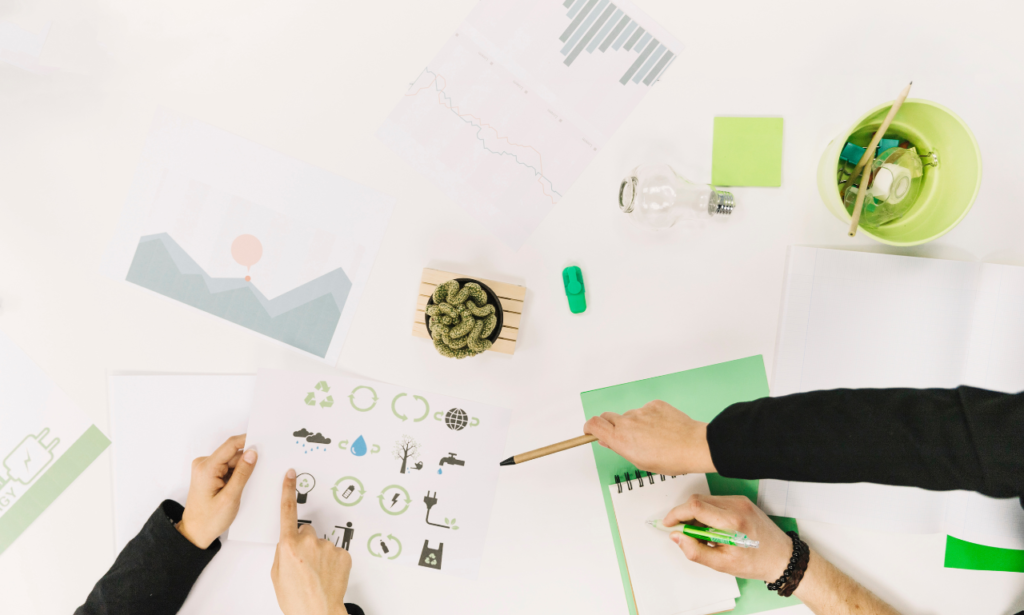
[{"x1": 378, "y1": 0, "x2": 682, "y2": 249}]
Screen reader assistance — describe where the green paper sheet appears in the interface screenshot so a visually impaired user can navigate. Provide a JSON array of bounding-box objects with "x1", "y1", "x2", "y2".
[
  {"x1": 712, "y1": 117, "x2": 784, "y2": 187},
  {"x1": 945, "y1": 536, "x2": 1024, "y2": 573},
  {"x1": 581, "y1": 356, "x2": 800, "y2": 615}
]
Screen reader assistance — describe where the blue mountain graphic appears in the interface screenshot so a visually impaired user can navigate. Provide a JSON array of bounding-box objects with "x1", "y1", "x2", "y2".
[{"x1": 126, "y1": 233, "x2": 351, "y2": 358}]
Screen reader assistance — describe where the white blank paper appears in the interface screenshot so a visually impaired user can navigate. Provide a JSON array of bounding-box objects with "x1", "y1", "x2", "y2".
[
  {"x1": 609, "y1": 475, "x2": 739, "y2": 615},
  {"x1": 108, "y1": 374, "x2": 282, "y2": 615}
]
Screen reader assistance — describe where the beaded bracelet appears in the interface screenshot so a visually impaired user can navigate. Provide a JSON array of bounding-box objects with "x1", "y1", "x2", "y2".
[{"x1": 765, "y1": 531, "x2": 810, "y2": 597}]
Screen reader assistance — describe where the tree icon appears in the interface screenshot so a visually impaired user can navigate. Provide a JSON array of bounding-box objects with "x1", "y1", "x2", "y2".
[{"x1": 393, "y1": 435, "x2": 420, "y2": 474}]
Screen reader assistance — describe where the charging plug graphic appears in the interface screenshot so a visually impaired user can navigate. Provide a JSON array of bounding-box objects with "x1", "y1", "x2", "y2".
[{"x1": 1, "y1": 428, "x2": 60, "y2": 487}]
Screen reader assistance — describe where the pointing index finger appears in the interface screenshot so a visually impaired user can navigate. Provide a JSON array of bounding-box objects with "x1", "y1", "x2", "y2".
[{"x1": 280, "y1": 469, "x2": 298, "y2": 539}]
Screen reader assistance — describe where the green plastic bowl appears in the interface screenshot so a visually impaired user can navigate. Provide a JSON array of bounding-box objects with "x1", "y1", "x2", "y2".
[{"x1": 817, "y1": 99, "x2": 982, "y2": 246}]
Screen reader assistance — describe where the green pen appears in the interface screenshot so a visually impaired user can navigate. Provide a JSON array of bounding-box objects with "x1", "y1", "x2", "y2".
[{"x1": 647, "y1": 520, "x2": 760, "y2": 548}]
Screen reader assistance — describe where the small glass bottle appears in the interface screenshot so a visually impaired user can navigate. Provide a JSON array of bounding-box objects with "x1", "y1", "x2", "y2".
[{"x1": 619, "y1": 164, "x2": 735, "y2": 229}]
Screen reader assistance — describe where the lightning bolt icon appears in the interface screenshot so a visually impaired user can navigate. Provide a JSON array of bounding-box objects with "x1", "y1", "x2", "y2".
[{"x1": 23, "y1": 450, "x2": 31, "y2": 471}]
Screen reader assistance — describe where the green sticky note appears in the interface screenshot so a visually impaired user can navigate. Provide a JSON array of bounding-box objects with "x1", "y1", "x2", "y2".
[
  {"x1": 945, "y1": 536, "x2": 1024, "y2": 573},
  {"x1": 712, "y1": 117, "x2": 784, "y2": 187},
  {"x1": 580, "y1": 356, "x2": 800, "y2": 615}
]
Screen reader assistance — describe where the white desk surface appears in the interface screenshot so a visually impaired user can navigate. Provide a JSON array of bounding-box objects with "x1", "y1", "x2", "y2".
[{"x1": 3, "y1": 0, "x2": 1024, "y2": 613}]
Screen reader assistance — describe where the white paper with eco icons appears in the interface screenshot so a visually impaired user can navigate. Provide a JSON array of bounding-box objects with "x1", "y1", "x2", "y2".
[{"x1": 230, "y1": 368, "x2": 511, "y2": 579}]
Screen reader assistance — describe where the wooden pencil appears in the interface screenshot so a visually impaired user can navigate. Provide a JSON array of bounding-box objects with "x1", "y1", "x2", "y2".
[
  {"x1": 847, "y1": 162, "x2": 874, "y2": 236},
  {"x1": 847, "y1": 81, "x2": 913, "y2": 236},
  {"x1": 499, "y1": 434, "x2": 598, "y2": 466}
]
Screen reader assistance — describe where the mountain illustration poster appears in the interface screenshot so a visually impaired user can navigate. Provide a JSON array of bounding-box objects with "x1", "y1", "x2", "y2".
[{"x1": 101, "y1": 110, "x2": 394, "y2": 362}]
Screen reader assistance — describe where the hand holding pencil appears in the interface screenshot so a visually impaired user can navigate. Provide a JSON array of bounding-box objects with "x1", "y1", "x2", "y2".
[{"x1": 501, "y1": 400, "x2": 717, "y2": 477}]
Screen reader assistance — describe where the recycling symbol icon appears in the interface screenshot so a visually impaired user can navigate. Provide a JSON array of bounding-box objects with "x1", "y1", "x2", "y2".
[
  {"x1": 423, "y1": 552, "x2": 437, "y2": 566},
  {"x1": 304, "y1": 381, "x2": 335, "y2": 408}
]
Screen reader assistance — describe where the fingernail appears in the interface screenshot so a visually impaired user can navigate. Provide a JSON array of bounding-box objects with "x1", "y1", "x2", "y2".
[
  {"x1": 670, "y1": 532, "x2": 682, "y2": 545},
  {"x1": 244, "y1": 449, "x2": 257, "y2": 464},
  {"x1": 286, "y1": 468, "x2": 296, "y2": 479}
]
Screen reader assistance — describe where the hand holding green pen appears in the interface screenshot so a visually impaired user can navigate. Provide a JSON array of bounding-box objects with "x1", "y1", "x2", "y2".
[{"x1": 647, "y1": 519, "x2": 759, "y2": 548}]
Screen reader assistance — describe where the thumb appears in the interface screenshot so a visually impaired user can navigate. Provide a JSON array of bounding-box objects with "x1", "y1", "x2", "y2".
[
  {"x1": 224, "y1": 447, "x2": 258, "y2": 499},
  {"x1": 672, "y1": 532, "x2": 727, "y2": 570}
]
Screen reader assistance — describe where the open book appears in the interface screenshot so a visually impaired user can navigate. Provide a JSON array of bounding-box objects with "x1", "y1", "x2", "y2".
[
  {"x1": 609, "y1": 473, "x2": 740, "y2": 615},
  {"x1": 759, "y1": 247, "x2": 1024, "y2": 554}
]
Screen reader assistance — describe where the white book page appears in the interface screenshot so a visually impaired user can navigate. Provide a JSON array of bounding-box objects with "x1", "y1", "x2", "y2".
[
  {"x1": 757, "y1": 480, "x2": 947, "y2": 534},
  {"x1": 963, "y1": 263, "x2": 1024, "y2": 393},
  {"x1": 944, "y1": 491, "x2": 1024, "y2": 550},
  {"x1": 772, "y1": 246, "x2": 977, "y2": 395},
  {"x1": 761, "y1": 247, "x2": 980, "y2": 531},
  {"x1": 609, "y1": 475, "x2": 739, "y2": 615},
  {"x1": 946, "y1": 262, "x2": 1024, "y2": 549}
]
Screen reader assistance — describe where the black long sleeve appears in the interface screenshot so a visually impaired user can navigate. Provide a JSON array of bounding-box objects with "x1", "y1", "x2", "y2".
[
  {"x1": 707, "y1": 387, "x2": 1024, "y2": 504},
  {"x1": 76, "y1": 500, "x2": 219, "y2": 615},
  {"x1": 77, "y1": 500, "x2": 367, "y2": 615}
]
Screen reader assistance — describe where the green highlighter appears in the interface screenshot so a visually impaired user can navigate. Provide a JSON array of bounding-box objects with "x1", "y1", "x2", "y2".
[
  {"x1": 648, "y1": 519, "x2": 760, "y2": 548},
  {"x1": 562, "y1": 266, "x2": 586, "y2": 314}
]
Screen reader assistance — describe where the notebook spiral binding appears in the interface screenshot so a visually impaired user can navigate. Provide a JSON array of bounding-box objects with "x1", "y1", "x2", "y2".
[{"x1": 614, "y1": 470, "x2": 678, "y2": 493}]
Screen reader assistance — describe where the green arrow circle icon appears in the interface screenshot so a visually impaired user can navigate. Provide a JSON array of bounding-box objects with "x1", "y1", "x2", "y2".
[
  {"x1": 377, "y1": 484, "x2": 411, "y2": 515},
  {"x1": 386, "y1": 534, "x2": 402, "y2": 559},
  {"x1": 367, "y1": 533, "x2": 382, "y2": 557},
  {"x1": 332, "y1": 476, "x2": 365, "y2": 507},
  {"x1": 349, "y1": 386, "x2": 378, "y2": 412}
]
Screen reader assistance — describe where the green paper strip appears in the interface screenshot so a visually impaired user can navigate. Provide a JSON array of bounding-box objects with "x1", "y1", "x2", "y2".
[
  {"x1": 581, "y1": 356, "x2": 800, "y2": 615},
  {"x1": 0, "y1": 425, "x2": 111, "y2": 555},
  {"x1": 945, "y1": 535, "x2": 1024, "y2": 573}
]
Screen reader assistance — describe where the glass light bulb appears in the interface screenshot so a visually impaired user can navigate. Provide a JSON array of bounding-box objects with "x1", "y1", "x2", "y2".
[{"x1": 619, "y1": 164, "x2": 734, "y2": 230}]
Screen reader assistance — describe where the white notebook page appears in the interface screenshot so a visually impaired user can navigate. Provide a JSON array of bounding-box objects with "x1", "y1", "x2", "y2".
[{"x1": 609, "y1": 474, "x2": 739, "y2": 615}]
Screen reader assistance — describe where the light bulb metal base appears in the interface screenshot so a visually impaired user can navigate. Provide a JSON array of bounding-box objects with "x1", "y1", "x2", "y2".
[{"x1": 709, "y1": 190, "x2": 735, "y2": 216}]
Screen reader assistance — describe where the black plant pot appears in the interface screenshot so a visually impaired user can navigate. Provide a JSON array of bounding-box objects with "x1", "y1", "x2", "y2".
[{"x1": 424, "y1": 278, "x2": 504, "y2": 347}]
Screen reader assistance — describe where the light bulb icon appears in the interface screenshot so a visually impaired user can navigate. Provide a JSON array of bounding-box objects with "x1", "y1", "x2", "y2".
[
  {"x1": 296, "y1": 473, "x2": 316, "y2": 504},
  {"x1": 1, "y1": 427, "x2": 60, "y2": 488}
]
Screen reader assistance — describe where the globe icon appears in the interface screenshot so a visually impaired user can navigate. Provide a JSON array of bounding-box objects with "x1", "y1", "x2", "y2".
[{"x1": 444, "y1": 408, "x2": 469, "y2": 431}]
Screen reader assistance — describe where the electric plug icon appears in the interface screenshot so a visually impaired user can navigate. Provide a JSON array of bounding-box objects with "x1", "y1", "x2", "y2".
[
  {"x1": 2, "y1": 428, "x2": 60, "y2": 486},
  {"x1": 423, "y1": 491, "x2": 450, "y2": 529}
]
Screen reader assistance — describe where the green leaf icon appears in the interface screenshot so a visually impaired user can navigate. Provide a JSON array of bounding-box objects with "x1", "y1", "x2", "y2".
[
  {"x1": 445, "y1": 517, "x2": 449, "y2": 524},
  {"x1": 452, "y1": 526, "x2": 459, "y2": 530}
]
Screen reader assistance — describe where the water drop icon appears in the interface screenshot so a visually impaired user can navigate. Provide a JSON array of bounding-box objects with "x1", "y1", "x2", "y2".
[
  {"x1": 351, "y1": 435, "x2": 368, "y2": 456},
  {"x1": 437, "y1": 468, "x2": 443, "y2": 475}
]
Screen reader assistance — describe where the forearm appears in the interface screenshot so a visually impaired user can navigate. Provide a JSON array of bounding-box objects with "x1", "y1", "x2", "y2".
[
  {"x1": 795, "y1": 549, "x2": 899, "y2": 615},
  {"x1": 76, "y1": 500, "x2": 219, "y2": 615},
  {"x1": 707, "y1": 387, "x2": 1024, "y2": 498}
]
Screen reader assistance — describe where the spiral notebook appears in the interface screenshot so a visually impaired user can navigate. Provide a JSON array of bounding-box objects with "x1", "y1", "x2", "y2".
[
  {"x1": 581, "y1": 356, "x2": 801, "y2": 615},
  {"x1": 609, "y1": 471, "x2": 740, "y2": 615}
]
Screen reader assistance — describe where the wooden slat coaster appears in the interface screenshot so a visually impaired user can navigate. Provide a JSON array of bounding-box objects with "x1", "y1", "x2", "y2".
[{"x1": 412, "y1": 268, "x2": 525, "y2": 355}]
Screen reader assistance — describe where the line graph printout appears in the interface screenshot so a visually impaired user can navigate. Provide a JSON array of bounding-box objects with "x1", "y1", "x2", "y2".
[
  {"x1": 379, "y1": 0, "x2": 681, "y2": 249},
  {"x1": 102, "y1": 110, "x2": 394, "y2": 363}
]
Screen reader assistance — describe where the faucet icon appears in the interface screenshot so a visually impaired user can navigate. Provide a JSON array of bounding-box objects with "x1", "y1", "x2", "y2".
[{"x1": 439, "y1": 453, "x2": 465, "y2": 467}]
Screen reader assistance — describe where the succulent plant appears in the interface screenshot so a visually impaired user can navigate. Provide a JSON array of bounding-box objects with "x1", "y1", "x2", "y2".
[{"x1": 426, "y1": 280, "x2": 498, "y2": 359}]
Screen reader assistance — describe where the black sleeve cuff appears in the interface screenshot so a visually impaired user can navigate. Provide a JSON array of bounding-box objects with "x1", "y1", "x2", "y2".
[
  {"x1": 156, "y1": 499, "x2": 222, "y2": 559},
  {"x1": 75, "y1": 500, "x2": 220, "y2": 615}
]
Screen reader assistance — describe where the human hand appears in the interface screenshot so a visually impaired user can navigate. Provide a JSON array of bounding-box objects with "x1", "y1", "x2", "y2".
[
  {"x1": 664, "y1": 494, "x2": 793, "y2": 583},
  {"x1": 272, "y1": 469, "x2": 352, "y2": 615},
  {"x1": 177, "y1": 434, "x2": 258, "y2": 549},
  {"x1": 583, "y1": 400, "x2": 715, "y2": 476}
]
